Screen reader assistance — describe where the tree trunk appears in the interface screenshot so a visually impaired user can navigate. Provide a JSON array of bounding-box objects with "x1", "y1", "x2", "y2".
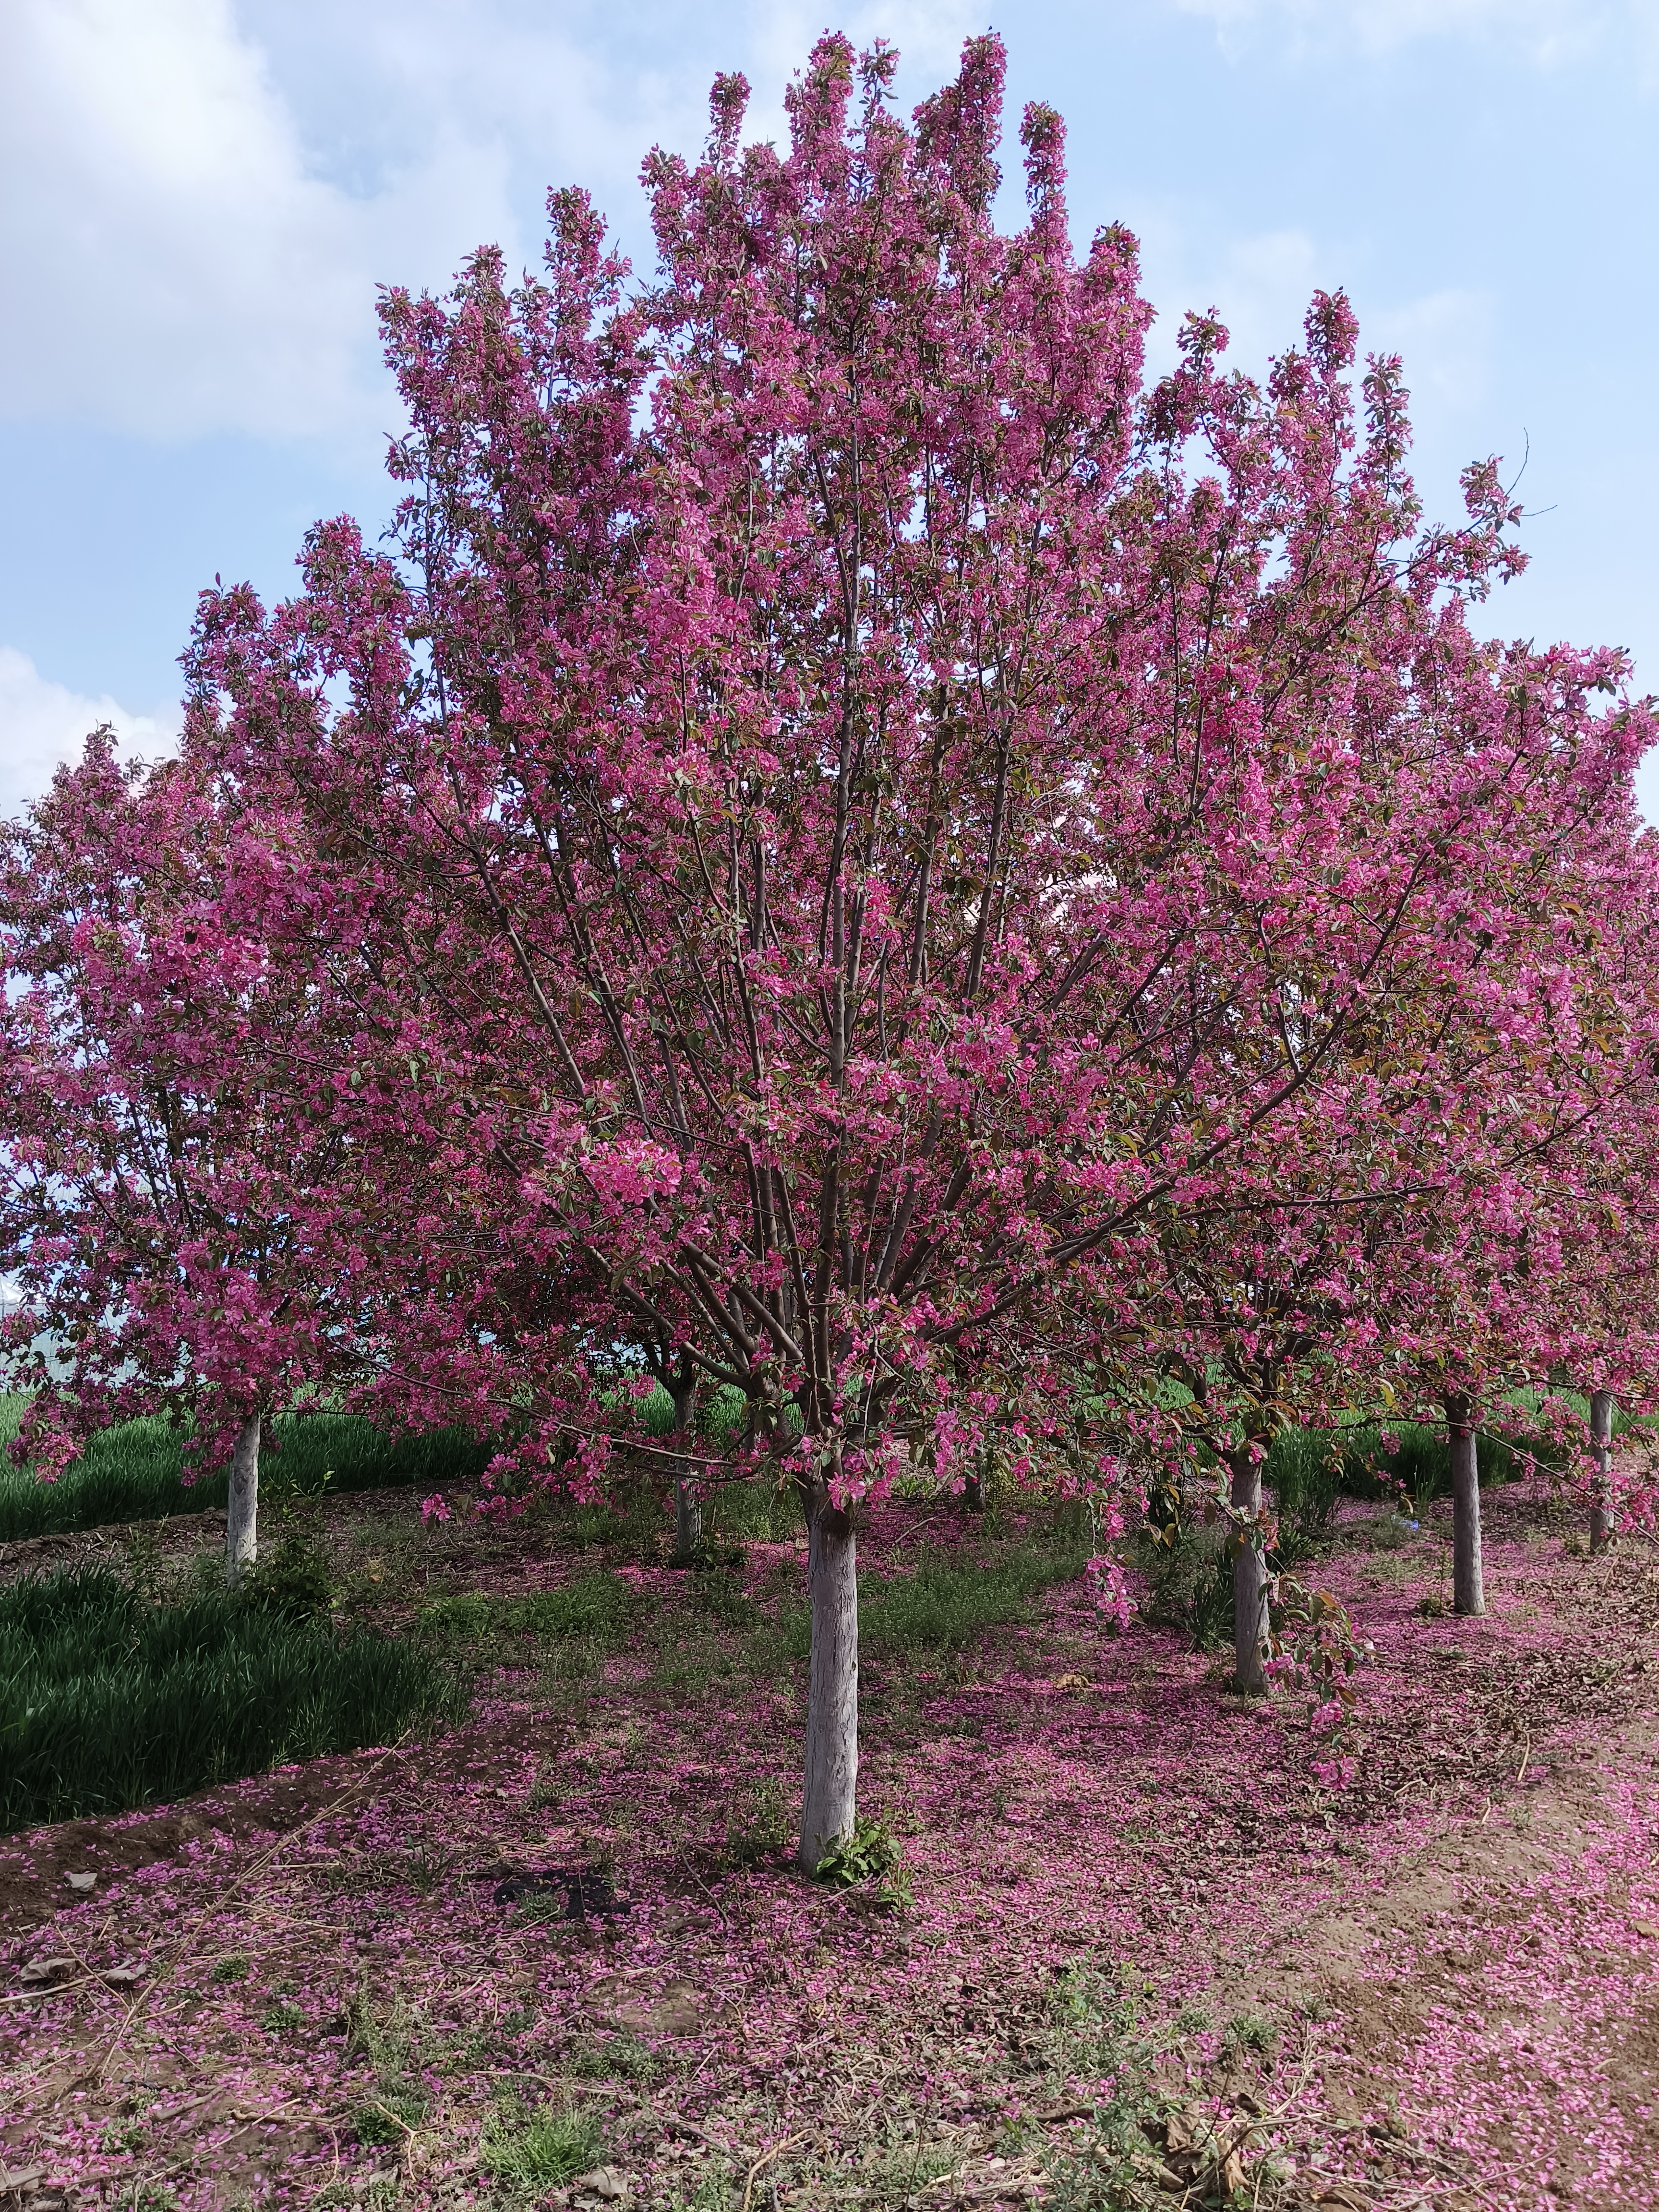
[
  {"x1": 225, "y1": 1409, "x2": 262, "y2": 1587},
  {"x1": 1589, "y1": 1389, "x2": 1615, "y2": 1553},
  {"x1": 1229, "y1": 1449, "x2": 1268, "y2": 1695},
  {"x1": 670, "y1": 1370, "x2": 701, "y2": 1565},
  {"x1": 799, "y1": 1483, "x2": 858, "y2": 1871},
  {"x1": 1445, "y1": 1395, "x2": 1485, "y2": 1616}
]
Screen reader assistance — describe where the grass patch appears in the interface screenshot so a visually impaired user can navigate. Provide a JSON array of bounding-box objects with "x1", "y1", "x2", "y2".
[
  {"x1": 862, "y1": 1539, "x2": 1086, "y2": 1651},
  {"x1": 708, "y1": 1475, "x2": 800, "y2": 1543},
  {"x1": 415, "y1": 1571, "x2": 637, "y2": 1667},
  {"x1": 1140, "y1": 1524, "x2": 1234, "y2": 1652},
  {"x1": 0, "y1": 1396, "x2": 496, "y2": 1542},
  {"x1": 772, "y1": 1532, "x2": 1090, "y2": 1664},
  {"x1": 481, "y1": 2101, "x2": 601, "y2": 2189},
  {"x1": 1264, "y1": 1427, "x2": 1343, "y2": 1560},
  {"x1": 567, "y1": 2033, "x2": 656, "y2": 2081},
  {"x1": 0, "y1": 1565, "x2": 464, "y2": 1832},
  {"x1": 353, "y1": 2086, "x2": 426, "y2": 2147}
]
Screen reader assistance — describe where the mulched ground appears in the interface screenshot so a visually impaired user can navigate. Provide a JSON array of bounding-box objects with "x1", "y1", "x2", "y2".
[{"x1": 2, "y1": 1478, "x2": 1657, "y2": 2212}]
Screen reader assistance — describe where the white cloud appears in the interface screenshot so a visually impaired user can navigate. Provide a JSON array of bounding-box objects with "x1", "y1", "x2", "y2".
[
  {"x1": 0, "y1": 0, "x2": 520, "y2": 440},
  {"x1": 1135, "y1": 221, "x2": 1326, "y2": 379},
  {"x1": 1167, "y1": 0, "x2": 1607, "y2": 60},
  {"x1": 1132, "y1": 214, "x2": 1494, "y2": 423},
  {"x1": 1367, "y1": 288, "x2": 1494, "y2": 412},
  {"x1": 0, "y1": 0, "x2": 998, "y2": 445},
  {"x1": 0, "y1": 649, "x2": 180, "y2": 824},
  {"x1": 237, "y1": 0, "x2": 989, "y2": 221},
  {"x1": 742, "y1": 0, "x2": 986, "y2": 134}
]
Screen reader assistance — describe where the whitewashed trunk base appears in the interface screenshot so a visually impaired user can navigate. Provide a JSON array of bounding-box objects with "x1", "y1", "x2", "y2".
[
  {"x1": 1447, "y1": 1403, "x2": 1485, "y2": 1617},
  {"x1": 670, "y1": 1375, "x2": 701, "y2": 1565},
  {"x1": 1590, "y1": 1390, "x2": 1614, "y2": 1553},
  {"x1": 225, "y1": 1410, "x2": 262, "y2": 1587},
  {"x1": 1230, "y1": 1454, "x2": 1268, "y2": 1695},
  {"x1": 673, "y1": 1476, "x2": 702, "y2": 1564},
  {"x1": 799, "y1": 1487, "x2": 858, "y2": 1871}
]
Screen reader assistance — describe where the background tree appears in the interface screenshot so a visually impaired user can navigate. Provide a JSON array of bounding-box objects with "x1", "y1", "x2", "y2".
[{"x1": 0, "y1": 736, "x2": 390, "y2": 1581}]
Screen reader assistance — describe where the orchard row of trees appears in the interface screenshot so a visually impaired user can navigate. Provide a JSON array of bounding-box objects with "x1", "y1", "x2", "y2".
[{"x1": 4, "y1": 36, "x2": 1659, "y2": 1866}]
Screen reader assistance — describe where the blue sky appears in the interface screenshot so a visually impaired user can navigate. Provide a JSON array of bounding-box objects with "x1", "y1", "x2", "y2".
[{"x1": 3, "y1": 0, "x2": 1657, "y2": 817}]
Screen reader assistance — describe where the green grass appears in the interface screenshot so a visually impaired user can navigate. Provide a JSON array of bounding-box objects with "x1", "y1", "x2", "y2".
[
  {"x1": 705, "y1": 1474, "x2": 801, "y2": 1543},
  {"x1": 775, "y1": 1532, "x2": 1089, "y2": 1662},
  {"x1": 414, "y1": 1570, "x2": 637, "y2": 1665},
  {"x1": 1332, "y1": 1418, "x2": 1559, "y2": 1513},
  {"x1": 863, "y1": 1536, "x2": 1089, "y2": 1650},
  {"x1": 1264, "y1": 1426, "x2": 1344, "y2": 1542},
  {"x1": 0, "y1": 1395, "x2": 497, "y2": 1541},
  {"x1": 480, "y1": 2103, "x2": 601, "y2": 2189},
  {"x1": 621, "y1": 1381, "x2": 748, "y2": 1443},
  {"x1": 0, "y1": 1564, "x2": 464, "y2": 1832},
  {"x1": 1260, "y1": 1398, "x2": 1594, "y2": 1527}
]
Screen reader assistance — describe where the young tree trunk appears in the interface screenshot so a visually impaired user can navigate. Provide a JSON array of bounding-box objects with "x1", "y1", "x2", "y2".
[
  {"x1": 1445, "y1": 1395, "x2": 1485, "y2": 1616},
  {"x1": 799, "y1": 1482, "x2": 858, "y2": 1871},
  {"x1": 1589, "y1": 1388, "x2": 1615, "y2": 1553},
  {"x1": 1229, "y1": 1449, "x2": 1268, "y2": 1695},
  {"x1": 670, "y1": 1369, "x2": 701, "y2": 1566},
  {"x1": 225, "y1": 1409, "x2": 262, "y2": 1587}
]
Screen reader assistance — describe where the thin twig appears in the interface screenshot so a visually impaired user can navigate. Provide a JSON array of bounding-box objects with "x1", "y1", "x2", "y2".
[
  {"x1": 678, "y1": 1849, "x2": 731, "y2": 1930},
  {"x1": 741, "y1": 2130, "x2": 803, "y2": 2212}
]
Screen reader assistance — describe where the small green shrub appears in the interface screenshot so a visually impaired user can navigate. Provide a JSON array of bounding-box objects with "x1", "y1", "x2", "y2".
[
  {"x1": 815, "y1": 1814, "x2": 913, "y2": 1907},
  {"x1": 1224, "y1": 2008, "x2": 1280, "y2": 2056},
  {"x1": 1037, "y1": 1974, "x2": 1166, "y2": 2205},
  {"x1": 1368, "y1": 1511, "x2": 1415, "y2": 1551},
  {"x1": 342, "y1": 1979, "x2": 413, "y2": 2072},
  {"x1": 509, "y1": 1888, "x2": 566, "y2": 1926},
  {"x1": 340, "y1": 1979, "x2": 428, "y2": 2145},
  {"x1": 567, "y1": 2034, "x2": 656, "y2": 2081},
  {"x1": 1048, "y1": 1963, "x2": 1111, "y2": 2027},
  {"x1": 353, "y1": 2086, "x2": 426, "y2": 2146},
  {"x1": 243, "y1": 1525, "x2": 335, "y2": 1620}
]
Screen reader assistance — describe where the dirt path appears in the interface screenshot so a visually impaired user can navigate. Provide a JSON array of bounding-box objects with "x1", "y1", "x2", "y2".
[{"x1": 1238, "y1": 1705, "x2": 1659, "y2": 2210}]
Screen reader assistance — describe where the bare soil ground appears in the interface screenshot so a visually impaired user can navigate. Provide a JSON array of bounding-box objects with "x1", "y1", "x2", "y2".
[{"x1": 2, "y1": 1479, "x2": 1656, "y2": 2212}]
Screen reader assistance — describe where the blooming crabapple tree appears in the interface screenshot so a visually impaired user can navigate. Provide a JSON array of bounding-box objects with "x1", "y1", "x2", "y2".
[
  {"x1": 1139, "y1": 632, "x2": 1659, "y2": 1673},
  {"x1": 1331, "y1": 768, "x2": 1659, "y2": 1616},
  {"x1": 0, "y1": 736, "x2": 387, "y2": 1582},
  {"x1": 183, "y1": 33, "x2": 1650, "y2": 1858}
]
